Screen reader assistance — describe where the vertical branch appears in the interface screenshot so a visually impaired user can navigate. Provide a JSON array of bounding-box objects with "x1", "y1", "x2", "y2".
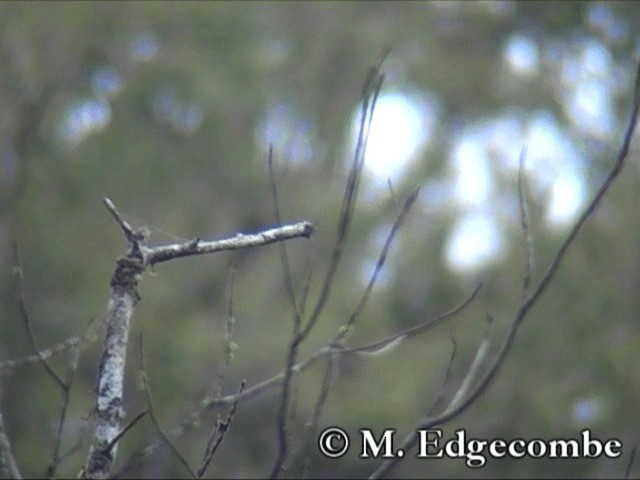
[
  {"x1": 46, "y1": 346, "x2": 81, "y2": 479},
  {"x1": 271, "y1": 63, "x2": 385, "y2": 479},
  {"x1": 269, "y1": 144, "x2": 303, "y2": 479},
  {"x1": 211, "y1": 261, "x2": 238, "y2": 402},
  {"x1": 333, "y1": 187, "x2": 420, "y2": 345},
  {"x1": 138, "y1": 334, "x2": 196, "y2": 479},
  {"x1": 517, "y1": 146, "x2": 533, "y2": 297},
  {"x1": 268, "y1": 145, "x2": 300, "y2": 318},
  {"x1": 84, "y1": 200, "x2": 147, "y2": 479},
  {"x1": 300, "y1": 65, "x2": 384, "y2": 340},
  {"x1": 83, "y1": 256, "x2": 143, "y2": 479},
  {"x1": 299, "y1": 354, "x2": 337, "y2": 479},
  {"x1": 196, "y1": 381, "x2": 245, "y2": 479}
]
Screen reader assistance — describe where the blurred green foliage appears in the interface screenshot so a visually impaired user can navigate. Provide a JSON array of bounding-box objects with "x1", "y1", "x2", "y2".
[{"x1": 1, "y1": 2, "x2": 639, "y2": 478}]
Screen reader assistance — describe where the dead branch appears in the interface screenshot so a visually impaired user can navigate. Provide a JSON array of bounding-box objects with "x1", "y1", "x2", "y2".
[
  {"x1": 517, "y1": 146, "x2": 533, "y2": 297},
  {"x1": 196, "y1": 381, "x2": 244, "y2": 479},
  {"x1": 138, "y1": 334, "x2": 196, "y2": 479},
  {"x1": 83, "y1": 198, "x2": 314, "y2": 479},
  {"x1": 13, "y1": 244, "x2": 83, "y2": 479}
]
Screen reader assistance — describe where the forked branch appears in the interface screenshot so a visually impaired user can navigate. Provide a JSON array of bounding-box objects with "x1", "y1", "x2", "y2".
[{"x1": 83, "y1": 199, "x2": 314, "y2": 479}]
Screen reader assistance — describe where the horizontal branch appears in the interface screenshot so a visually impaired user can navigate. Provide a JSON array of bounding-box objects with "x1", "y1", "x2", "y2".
[{"x1": 144, "y1": 222, "x2": 315, "y2": 266}]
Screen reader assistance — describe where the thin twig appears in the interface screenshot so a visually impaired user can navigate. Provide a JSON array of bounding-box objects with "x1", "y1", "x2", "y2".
[
  {"x1": 0, "y1": 325, "x2": 100, "y2": 375},
  {"x1": 212, "y1": 261, "x2": 238, "y2": 401},
  {"x1": 387, "y1": 178, "x2": 402, "y2": 215},
  {"x1": 270, "y1": 339, "x2": 299, "y2": 478},
  {"x1": 444, "y1": 317, "x2": 492, "y2": 411},
  {"x1": 298, "y1": 261, "x2": 313, "y2": 319},
  {"x1": 268, "y1": 144, "x2": 300, "y2": 319},
  {"x1": 14, "y1": 243, "x2": 65, "y2": 390},
  {"x1": 46, "y1": 345, "x2": 81, "y2": 479},
  {"x1": 57, "y1": 429, "x2": 90, "y2": 468},
  {"x1": 300, "y1": 354, "x2": 337, "y2": 479},
  {"x1": 425, "y1": 338, "x2": 458, "y2": 416},
  {"x1": 517, "y1": 145, "x2": 533, "y2": 297},
  {"x1": 300, "y1": 63, "x2": 384, "y2": 341},
  {"x1": 196, "y1": 381, "x2": 244, "y2": 478},
  {"x1": 521, "y1": 61, "x2": 640, "y2": 319},
  {"x1": 104, "y1": 410, "x2": 149, "y2": 456},
  {"x1": 271, "y1": 65, "x2": 384, "y2": 479},
  {"x1": 104, "y1": 197, "x2": 137, "y2": 241},
  {"x1": 333, "y1": 187, "x2": 420, "y2": 345},
  {"x1": 139, "y1": 334, "x2": 196, "y2": 479},
  {"x1": 14, "y1": 243, "x2": 82, "y2": 479},
  {"x1": 268, "y1": 145, "x2": 305, "y2": 480},
  {"x1": 340, "y1": 283, "x2": 481, "y2": 355}
]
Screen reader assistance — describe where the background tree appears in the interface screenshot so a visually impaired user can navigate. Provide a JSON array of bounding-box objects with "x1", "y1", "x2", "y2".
[{"x1": 1, "y1": 2, "x2": 639, "y2": 478}]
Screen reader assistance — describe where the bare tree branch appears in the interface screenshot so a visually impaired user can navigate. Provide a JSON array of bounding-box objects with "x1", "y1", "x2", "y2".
[
  {"x1": 196, "y1": 381, "x2": 244, "y2": 479},
  {"x1": 425, "y1": 339, "x2": 458, "y2": 416},
  {"x1": 211, "y1": 261, "x2": 238, "y2": 401},
  {"x1": 104, "y1": 410, "x2": 149, "y2": 459},
  {"x1": 13, "y1": 243, "x2": 66, "y2": 391},
  {"x1": 443, "y1": 317, "x2": 492, "y2": 412},
  {"x1": 46, "y1": 345, "x2": 81, "y2": 479},
  {"x1": 339, "y1": 283, "x2": 481, "y2": 356},
  {"x1": 271, "y1": 61, "x2": 386, "y2": 479},
  {"x1": 369, "y1": 60, "x2": 640, "y2": 480},
  {"x1": 138, "y1": 334, "x2": 196, "y2": 479},
  {"x1": 144, "y1": 221, "x2": 314, "y2": 266},
  {"x1": 103, "y1": 198, "x2": 140, "y2": 243},
  {"x1": 0, "y1": 324, "x2": 100, "y2": 375},
  {"x1": 12, "y1": 243, "x2": 84, "y2": 479},
  {"x1": 332, "y1": 186, "x2": 420, "y2": 346},
  {"x1": 517, "y1": 146, "x2": 533, "y2": 297},
  {"x1": 85, "y1": 196, "x2": 315, "y2": 478},
  {"x1": 299, "y1": 354, "x2": 337, "y2": 479},
  {"x1": 300, "y1": 62, "x2": 384, "y2": 341},
  {"x1": 268, "y1": 144, "x2": 301, "y2": 318},
  {"x1": 269, "y1": 144, "x2": 304, "y2": 479},
  {"x1": 84, "y1": 255, "x2": 143, "y2": 479}
]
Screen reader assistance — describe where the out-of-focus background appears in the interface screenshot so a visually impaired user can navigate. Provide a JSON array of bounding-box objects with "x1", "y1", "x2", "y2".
[{"x1": 1, "y1": 2, "x2": 639, "y2": 478}]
